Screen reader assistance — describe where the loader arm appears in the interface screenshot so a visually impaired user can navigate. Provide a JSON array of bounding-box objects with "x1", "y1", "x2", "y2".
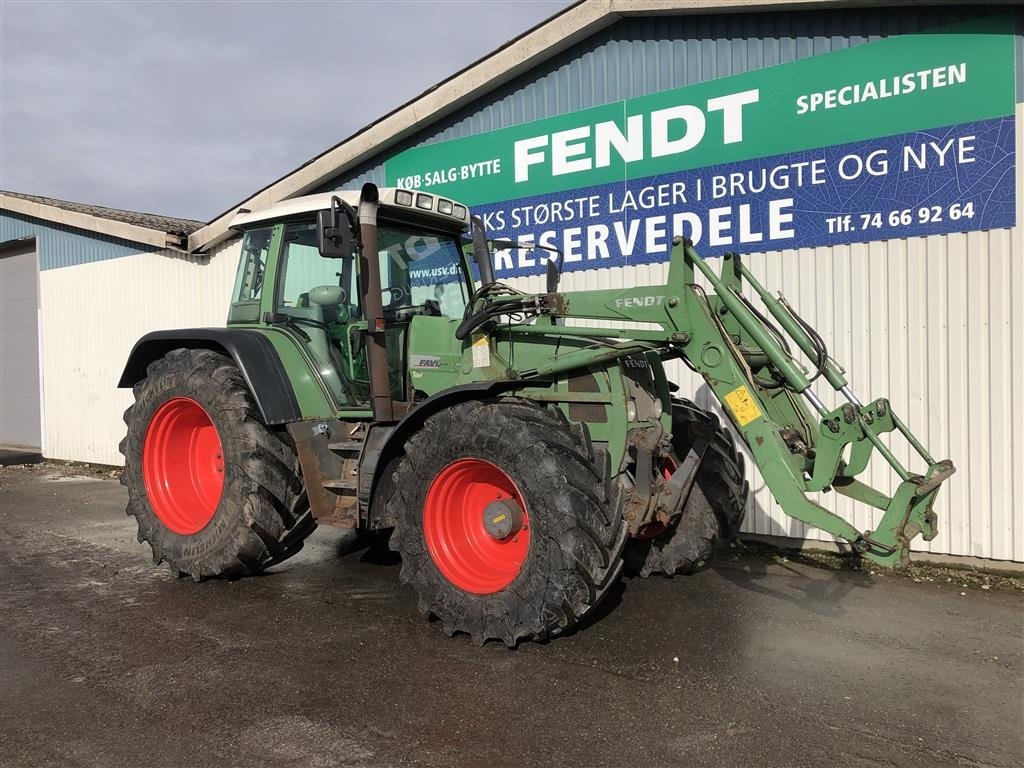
[{"x1": 482, "y1": 238, "x2": 953, "y2": 568}]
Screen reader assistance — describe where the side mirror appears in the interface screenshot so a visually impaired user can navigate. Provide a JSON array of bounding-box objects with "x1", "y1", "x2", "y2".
[
  {"x1": 488, "y1": 235, "x2": 563, "y2": 292},
  {"x1": 470, "y1": 215, "x2": 495, "y2": 286},
  {"x1": 317, "y1": 196, "x2": 353, "y2": 258}
]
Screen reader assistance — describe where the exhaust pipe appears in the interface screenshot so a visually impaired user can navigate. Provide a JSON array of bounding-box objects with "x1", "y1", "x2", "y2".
[{"x1": 357, "y1": 183, "x2": 394, "y2": 422}]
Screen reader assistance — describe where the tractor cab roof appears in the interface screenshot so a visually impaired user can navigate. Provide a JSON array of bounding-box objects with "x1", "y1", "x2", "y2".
[{"x1": 229, "y1": 187, "x2": 471, "y2": 232}]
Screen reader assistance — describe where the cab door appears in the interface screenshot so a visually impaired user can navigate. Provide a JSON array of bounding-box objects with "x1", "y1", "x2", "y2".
[
  {"x1": 273, "y1": 220, "x2": 366, "y2": 407},
  {"x1": 373, "y1": 225, "x2": 472, "y2": 401}
]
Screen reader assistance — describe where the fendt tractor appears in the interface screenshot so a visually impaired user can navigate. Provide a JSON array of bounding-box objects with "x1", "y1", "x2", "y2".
[{"x1": 119, "y1": 183, "x2": 954, "y2": 646}]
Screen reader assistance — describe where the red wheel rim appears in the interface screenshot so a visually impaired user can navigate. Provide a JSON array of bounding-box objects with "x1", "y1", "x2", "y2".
[
  {"x1": 142, "y1": 397, "x2": 224, "y2": 535},
  {"x1": 423, "y1": 458, "x2": 530, "y2": 594}
]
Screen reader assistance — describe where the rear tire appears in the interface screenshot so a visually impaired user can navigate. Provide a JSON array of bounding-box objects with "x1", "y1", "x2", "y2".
[
  {"x1": 387, "y1": 399, "x2": 626, "y2": 646},
  {"x1": 120, "y1": 348, "x2": 315, "y2": 579},
  {"x1": 625, "y1": 398, "x2": 748, "y2": 577}
]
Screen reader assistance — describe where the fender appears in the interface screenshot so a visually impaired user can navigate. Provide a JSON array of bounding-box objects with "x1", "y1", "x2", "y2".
[
  {"x1": 365, "y1": 379, "x2": 539, "y2": 525},
  {"x1": 118, "y1": 328, "x2": 301, "y2": 425}
]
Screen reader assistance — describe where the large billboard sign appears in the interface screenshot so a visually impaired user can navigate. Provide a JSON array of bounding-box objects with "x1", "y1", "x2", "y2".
[{"x1": 385, "y1": 15, "x2": 1017, "y2": 278}]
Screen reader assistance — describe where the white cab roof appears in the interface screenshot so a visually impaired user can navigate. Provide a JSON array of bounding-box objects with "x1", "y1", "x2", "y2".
[{"x1": 229, "y1": 187, "x2": 470, "y2": 231}]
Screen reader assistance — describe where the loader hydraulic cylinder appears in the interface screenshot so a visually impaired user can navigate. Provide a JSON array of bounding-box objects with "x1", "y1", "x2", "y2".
[
  {"x1": 729, "y1": 254, "x2": 850, "y2": 393},
  {"x1": 683, "y1": 241, "x2": 812, "y2": 396}
]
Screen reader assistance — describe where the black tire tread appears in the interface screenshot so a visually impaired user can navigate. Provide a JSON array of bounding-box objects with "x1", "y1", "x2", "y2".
[
  {"x1": 120, "y1": 348, "x2": 314, "y2": 580},
  {"x1": 386, "y1": 398, "x2": 626, "y2": 646}
]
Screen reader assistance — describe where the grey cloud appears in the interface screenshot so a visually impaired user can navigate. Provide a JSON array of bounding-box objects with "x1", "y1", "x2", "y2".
[{"x1": 1, "y1": 0, "x2": 569, "y2": 220}]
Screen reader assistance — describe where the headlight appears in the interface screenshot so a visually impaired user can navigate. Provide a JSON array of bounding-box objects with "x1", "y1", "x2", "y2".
[
  {"x1": 626, "y1": 400, "x2": 638, "y2": 421},
  {"x1": 415, "y1": 193, "x2": 433, "y2": 210},
  {"x1": 453, "y1": 204, "x2": 467, "y2": 220},
  {"x1": 437, "y1": 199, "x2": 453, "y2": 215},
  {"x1": 394, "y1": 189, "x2": 413, "y2": 206},
  {"x1": 653, "y1": 399, "x2": 664, "y2": 418}
]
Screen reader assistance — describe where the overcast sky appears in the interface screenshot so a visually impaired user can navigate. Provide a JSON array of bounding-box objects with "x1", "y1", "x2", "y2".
[{"x1": 0, "y1": 0, "x2": 570, "y2": 221}]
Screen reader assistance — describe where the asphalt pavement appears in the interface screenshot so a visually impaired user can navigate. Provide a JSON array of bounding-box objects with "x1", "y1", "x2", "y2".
[{"x1": 1, "y1": 466, "x2": 1021, "y2": 768}]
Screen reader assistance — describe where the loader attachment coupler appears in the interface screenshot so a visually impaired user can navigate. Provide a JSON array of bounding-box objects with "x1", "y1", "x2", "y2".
[{"x1": 677, "y1": 239, "x2": 954, "y2": 568}]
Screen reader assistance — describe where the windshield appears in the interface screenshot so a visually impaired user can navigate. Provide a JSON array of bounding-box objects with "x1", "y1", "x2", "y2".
[{"x1": 377, "y1": 226, "x2": 469, "y2": 318}]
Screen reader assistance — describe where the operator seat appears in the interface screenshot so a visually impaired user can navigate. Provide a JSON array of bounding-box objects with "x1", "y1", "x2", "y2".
[{"x1": 287, "y1": 285, "x2": 353, "y2": 391}]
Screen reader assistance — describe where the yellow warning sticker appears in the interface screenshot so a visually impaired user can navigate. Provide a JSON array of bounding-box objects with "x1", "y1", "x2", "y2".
[
  {"x1": 471, "y1": 333, "x2": 491, "y2": 368},
  {"x1": 724, "y1": 385, "x2": 762, "y2": 427}
]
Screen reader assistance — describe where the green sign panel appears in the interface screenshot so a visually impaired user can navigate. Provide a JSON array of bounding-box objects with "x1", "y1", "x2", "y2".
[
  {"x1": 386, "y1": 16, "x2": 1014, "y2": 205},
  {"x1": 384, "y1": 15, "x2": 1016, "y2": 274}
]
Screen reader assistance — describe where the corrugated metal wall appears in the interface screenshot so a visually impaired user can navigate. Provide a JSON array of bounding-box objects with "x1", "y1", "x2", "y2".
[
  {"x1": 0, "y1": 208, "x2": 243, "y2": 464},
  {"x1": 320, "y1": 6, "x2": 1024, "y2": 562},
  {"x1": 0, "y1": 210, "x2": 158, "y2": 269},
  {"x1": 37, "y1": 238, "x2": 240, "y2": 464}
]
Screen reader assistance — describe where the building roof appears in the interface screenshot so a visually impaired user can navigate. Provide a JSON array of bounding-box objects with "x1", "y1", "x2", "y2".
[
  {"x1": 185, "y1": 0, "x2": 1020, "y2": 253},
  {"x1": 190, "y1": 0, "x2": 858, "y2": 253},
  {"x1": 0, "y1": 190, "x2": 204, "y2": 251},
  {"x1": 1, "y1": 190, "x2": 204, "y2": 237}
]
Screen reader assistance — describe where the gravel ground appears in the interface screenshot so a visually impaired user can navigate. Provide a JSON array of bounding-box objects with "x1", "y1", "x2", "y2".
[{"x1": 1, "y1": 463, "x2": 1022, "y2": 768}]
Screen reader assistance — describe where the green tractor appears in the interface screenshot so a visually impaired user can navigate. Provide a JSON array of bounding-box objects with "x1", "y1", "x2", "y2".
[{"x1": 119, "y1": 183, "x2": 954, "y2": 645}]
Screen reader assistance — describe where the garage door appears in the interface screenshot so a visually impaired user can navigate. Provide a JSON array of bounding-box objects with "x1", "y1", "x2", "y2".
[{"x1": 1, "y1": 240, "x2": 42, "y2": 451}]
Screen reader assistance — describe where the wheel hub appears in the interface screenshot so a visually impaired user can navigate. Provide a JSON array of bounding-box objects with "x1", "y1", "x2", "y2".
[
  {"x1": 482, "y1": 498, "x2": 524, "y2": 540},
  {"x1": 422, "y1": 458, "x2": 531, "y2": 594}
]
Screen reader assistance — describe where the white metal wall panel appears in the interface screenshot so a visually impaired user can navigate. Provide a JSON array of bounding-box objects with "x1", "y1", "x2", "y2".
[
  {"x1": 0, "y1": 242, "x2": 43, "y2": 450},
  {"x1": 503, "y1": 104, "x2": 1023, "y2": 563},
  {"x1": 37, "y1": 238, "x2": 241, "y2": 465}
]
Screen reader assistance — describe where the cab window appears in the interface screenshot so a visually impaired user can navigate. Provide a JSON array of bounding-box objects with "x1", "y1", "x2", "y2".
[
  {"x1": 228, "y1": 226, "x2": 274, "y2": 323},
  {"x1": 377, "y1": 227, "x2": 468, "y2": 318},
  {"x1": 273, "y1": 220, "x2": 360, "y2": 406}
]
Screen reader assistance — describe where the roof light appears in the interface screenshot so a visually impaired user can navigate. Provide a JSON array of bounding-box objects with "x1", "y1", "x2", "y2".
[
  {"x1": 453, "y1": 204, "x2": 467, "y2": 220},
  {"x1": 415, "y1": 193, "x2": 433, "y2": 210},
  {"x1": 394, "y1": 189, "x2": 413, "y2": 206},
  {"x1": 437, "y1": 199, "x2": 453, "y2": 215}
]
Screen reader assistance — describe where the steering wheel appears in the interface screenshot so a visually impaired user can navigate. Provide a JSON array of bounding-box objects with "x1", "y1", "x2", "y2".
[{"x1": 383, "y1": 300, "x2": 441, "y2": 321}]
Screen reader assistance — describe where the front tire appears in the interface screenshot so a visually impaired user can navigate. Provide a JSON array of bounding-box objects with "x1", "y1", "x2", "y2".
[
  {"x1": 120, "y1": 348, "x2": 315, "y2": 579},
  {"x1": 387, "y1": 399, "x2": 626, "y2": 646},
  {"x1": 625, "y1": 398, "x2": 749, "y2": 577}
]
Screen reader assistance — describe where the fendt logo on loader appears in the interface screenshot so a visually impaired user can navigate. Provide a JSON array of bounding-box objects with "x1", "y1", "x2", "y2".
[{"x1": 614, "y1": 295, "x2": 665, "y2": 310}]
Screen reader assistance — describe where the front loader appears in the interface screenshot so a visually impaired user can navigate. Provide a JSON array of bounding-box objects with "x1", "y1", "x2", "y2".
[{"x1": 119, "y1": 183, "x2": 954, "y2": 646}]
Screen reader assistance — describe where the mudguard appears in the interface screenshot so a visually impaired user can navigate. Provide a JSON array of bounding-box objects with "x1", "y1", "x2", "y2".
[
  {"x1": 118, "y1": 328, "x2": 301, "y2": 425},
  {"x1": 365, "y1": 379, "x2": 531, "y2": 525}
]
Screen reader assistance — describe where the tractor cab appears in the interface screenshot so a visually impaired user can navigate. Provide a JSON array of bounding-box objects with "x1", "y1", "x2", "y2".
[{"x1": 227, "y1": 188, "x2": 475, "y2": 411}]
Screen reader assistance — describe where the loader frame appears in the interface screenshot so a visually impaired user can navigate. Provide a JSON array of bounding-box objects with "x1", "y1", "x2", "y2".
[{"x1": 461, "y1": 236, "x2": 954, "y2": 567}]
